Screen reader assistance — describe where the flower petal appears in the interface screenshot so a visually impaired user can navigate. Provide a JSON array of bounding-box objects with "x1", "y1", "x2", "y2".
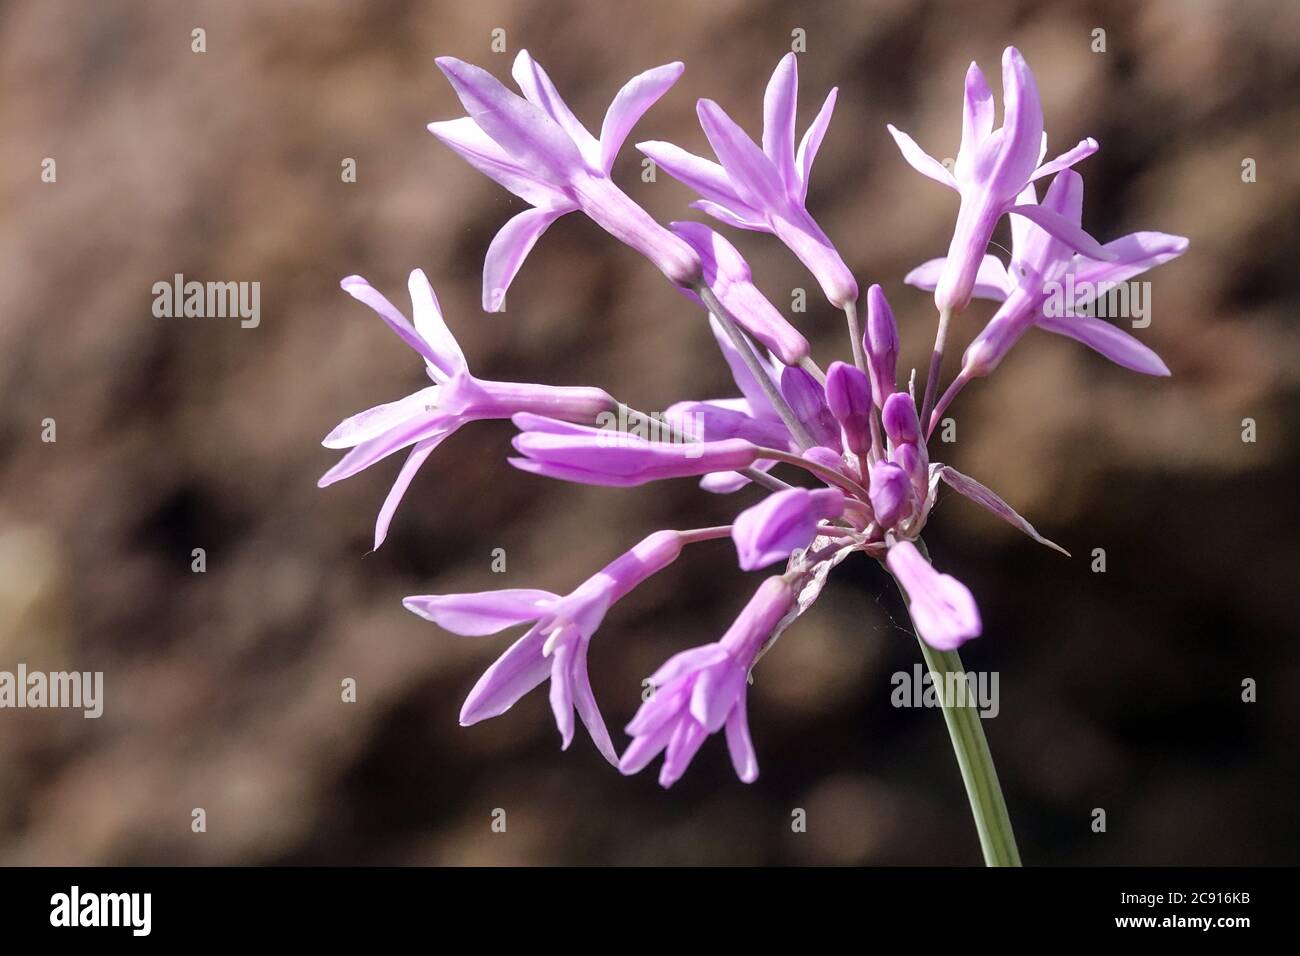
[
  {"x1": 724, "y1": 691, "x2": 759, "y2": 783},
  {"x1": 1071, "y1": 231, "x2": 1190, "y2": 291},
  {"x1": 647, "y1": 644, "x2": 730, "y2": 688},
  {"x1": 373, "y1": 435, "x2": 442, "y2": 549},
  {"x1": 961, "y1": 62, "x2": 995, "y2": 152},
  {"x1": 403, "y1": 589, "x2": 556, "y2": 635},
  {"x1": 658, "y1": 714, "x2": 708, "y2": 788},
  {"x1": 599, "y1": 62, "x2": 685, "y2": 173},
  {"x1": 318, "y1": 414, "x2": 454, "y2": 487},
  {"x1": 481, "y1": 206, "x2": 570, "y2": 312},
  {"x1": 511, "y1": 50, "x2": 601, "y2": 167},
  {"x1": 989, "y1": 47, "x2": 1044, "y2": 196},
  {"x1": 636, "y1": 140, "x2": 760, "y2": 216},
  {"x1": 570, "y1": 639, "x2": 618, "y2": 765},
  {"x1": 795, "y1": 88, "x2": 837, "y2": 202},
  {"x1": 697, "y1": 98, "x2": 788, "y2": 212},
  {"x1": 886, "y1": 124, "x2": 958, "y2": 190},
  {"x1": 618, "y1": 710, "x2": 679, "y2": 775},
  {"x1": 340, "y1": 275, "x2": 444, "y2": 368},
  {"x1": 322, "y1": 386, "x2": 441, "y2": 449},
  {"x1": 548, "y1": 635, "x2": 576, "y2": 749},
  {"x1": 458, "y1": 624, "x2": 552, "y2": 724},
  {"x1": 1007, "y1": 201, "x2": 1116, "y2": 261},
  {"x1": 407, "y1": 269, "x2": 466, "y2": 378},
  {"x1": 1035, "y1": 312, "x2": 1171, "y2": 376},
  {"x1": 689, "y1": 660, "x2": 747, "y2": 733},
  {"x1": 905, "y1": 255, "x2": 1012, "y2": 301},
  {"x1": 435, "y1": 56, "x2": 585, "y2": 186},
  {"x1": 1031, "y1": 137, "x2": 1099, "y2": 181},
  {"x1": 762, "y1": 53, "x2": 799, "y2": 192},
  {"x1": 427, "y1": 117, "x2": 573, "y2": 209},
  {"x1": 688, "y1": 199, "x2": 767, "y2": 231}
]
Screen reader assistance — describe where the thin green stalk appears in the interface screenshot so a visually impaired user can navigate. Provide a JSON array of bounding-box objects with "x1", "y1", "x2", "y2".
[
  {"x1": 888, "y1": 538, "x2": 1022, "y2": 867},
  {"x1": 912, "y1": 637, "x2": 1021, "y2": 866}
]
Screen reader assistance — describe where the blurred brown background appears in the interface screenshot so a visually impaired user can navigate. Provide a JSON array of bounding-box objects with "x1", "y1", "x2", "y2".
[{"x1": 0, "y1": 0, "x2": 1296, "y2": 865}]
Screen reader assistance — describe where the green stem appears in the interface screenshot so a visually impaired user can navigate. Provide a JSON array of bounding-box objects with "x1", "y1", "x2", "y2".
[
  {"x1": 913, "y1": 637, "x2": 1021, "y2": 866},
  {"x1": 888, "y1": 538, "x2": 1022, "y2": 866}
]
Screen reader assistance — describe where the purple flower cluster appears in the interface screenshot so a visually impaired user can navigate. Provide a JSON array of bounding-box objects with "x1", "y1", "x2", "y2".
[{"x1": 322, "y1": 47, "x2": 1187, "y2": 787}]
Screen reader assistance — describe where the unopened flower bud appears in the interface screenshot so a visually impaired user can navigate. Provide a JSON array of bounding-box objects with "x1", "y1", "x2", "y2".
[
  {"x1": 868, "y1": 461, "x2": 914, "y2": 529},
  {"x1": 881, "y1": 392, "x2": 922, "y2": 446},
  {"x1": 824, "y1": 361, "x2": 873, "y2": 455},
  {"x1": 780, "y1": 367, "x2": 841, "y2": 449},
  {"x1": 864, "y1": 284, "x2": 899, "y2": 407},
  {"x1": 732, "y1": 487, "x2": 846, "y2": 571}
]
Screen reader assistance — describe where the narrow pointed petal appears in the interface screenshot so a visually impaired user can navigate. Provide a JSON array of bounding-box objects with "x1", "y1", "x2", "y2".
[
  {"x1": 408, "y1": 269, "x2": 465, "y2": 377},
  {"x1": 991, "y1": 47, "x2": 1045, "y2": 195},
  {"x1": 1071, "y1": 231, "x2": 1190, "y2": 291},
  {"x1": 688, "y1": 199, "x2": 767, "y2": 231},
  {"x1": 1036, "y1": 312, "x2": 1171, "y2": 376},
  {"x1": 762, "y1": 53, "x2": 799, "y2": 192},
  {"x1": 648, "y1": 645, "x2": 731, "y2": 689},
  {"x1": 481, "y1": 205, "x2": 570, "y2": 312},
  {"x1": 689, "y1": 661, "x2": 747, "y2": 733},
  {"x1": 318, "y1": 414, "x2": 453, "y2": 487},
  {"x1": 373, "y1": 436, "x2": 438, "y2": 549},
  {"x1": 905, "y1": 255, "x2": 1012, "y2": 301},
  {"x1": 427, "y1": 118, "x2": 573, "y2": 209},
  {"x1": 322, "y1": 386, "x2": 441, "y2": 449},
  {"x1": 458, "y1": 625, "x2": 552, "y2": 724},
  {"x1": 697, "y1": 99, "x2": 789, "y2": 211},
  {"x1": 636, "y1": 140, "x2": 757, "y2": 215},
  {"x1": 511, "y1": 51, "x2": 601, "y2": 167},
  {"x1": 402, "y1": 589, "x2": 556, "y2": 635},
  {"x1": 547, "y1": 637, "x2": 576, "y2": 749},
  {"x1": 939, "y1": 465, "x2": 1070, "y2": 555},
  {"x1": 886, "y1": 124, "x2": 958, "y2": 190},
  {"x1": 340, "y1": 275, "x2": 443, "y2": 367},
  {"x1": 618, "y1": 712, "x2": 679, "y2": 775},
  {"x1": 1008, "y1": 181, "x2": 1038, "y2": 265},
  {"x1": 435, "y1": 56, "x2": 586, "y2": 185},
  {"x1": 1007, "y1": 202, "x2": 1116, "y2": 261},
  {"x1": 659, "y1": 715, "x2": 708, "y2": 787},
  {"x1": 1031, "y1": 137, "x2": 1099, "y2": 181},
  {"x1": 795, "y1": 88, "x2": 837, "y2": 202},
  {"x1": 724, "y1": 692, "x2": 759, "y2": 782},
  {"x1": 599, "y1": 62, "x2": 685, "y2": 173},
  {"x1": 571, "y1": 642, "x2": 618, "y2": 765},
  {"x1": 961, "y1": 61, "x2": 995, "y2": 151}
]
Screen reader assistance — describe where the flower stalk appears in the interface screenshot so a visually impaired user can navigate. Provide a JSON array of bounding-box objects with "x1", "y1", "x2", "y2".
[{"x1": 890, "y1": 538, "x2": 1021, "y2": 866}]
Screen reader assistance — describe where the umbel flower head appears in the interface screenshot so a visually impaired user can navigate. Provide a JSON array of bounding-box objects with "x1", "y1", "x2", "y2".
[{"x1": 322, "y1": 42, "x2": 1187, "y2": 793}]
